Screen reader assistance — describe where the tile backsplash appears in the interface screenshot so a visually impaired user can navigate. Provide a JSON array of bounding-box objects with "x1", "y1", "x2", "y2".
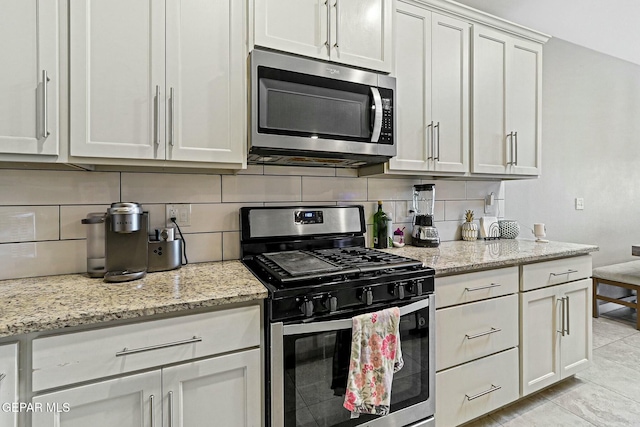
[{"x1": 0, "y1": 166, "x2": 505, "y2": 280}]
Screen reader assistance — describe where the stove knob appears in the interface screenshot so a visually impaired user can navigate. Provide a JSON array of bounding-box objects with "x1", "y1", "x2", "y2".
[
  {"x1": 409, "y1": 280, "x2": 423, "y2": 296},
  {"x1": 299, "y1": 299, "x2": 314, "y2": 317},
  {"x1": 396, "y1": 284, "x2": 406, "y2": 300},
  {"x1": 324, "y1": 295, "x2": 338, "y2": 312},
  {"x1": 360, "y1": 288, "x2": 373, "y2": 306}
]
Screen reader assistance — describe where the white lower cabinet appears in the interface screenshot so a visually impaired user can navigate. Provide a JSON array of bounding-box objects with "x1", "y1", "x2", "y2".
[
  {"x1": 0, "y1": 343, "x2": 18, "y2": 427},
  {"x1": 436, "y1": 348, "x2": 519, "y2": 427},
  {"x1": 32, "y1": 370, "x2": 162, "y2": 427},
  {"x1": 436, "y1": 294, "x2": 518, "y2": 371},
  {"x1": 163, "y1": 349, "x2": 261, "y2": 427},
  {"x1": 32, "y1": 349, "x2": 261, "y2": 427},
  {"x1": 30, "y1": 306, "x2": 262, "y2": 427},
  {"x1": 520, "y1": 278, "x2": 592, "y2": 396},
  {"x1": 435, "y1": 256, "x2": 593, "y2": 426}
]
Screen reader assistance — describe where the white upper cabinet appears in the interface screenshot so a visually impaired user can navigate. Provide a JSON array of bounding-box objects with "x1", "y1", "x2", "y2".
[
  {"x1": 0, "y1": 0, "x2": 58, "y2": 156},
  {"x1": 472, "y1": 25, "x2": 542, "y2": 176},
  {"x1": 165, "y1": 0, "x2": 245, "y2": 164},
  {"x1": 70, "y1": 0, "x2": 245, "y2": 166},
  {"x1": 254, "y1": 0, "x2": 393, "y2": 72},
  {"x1": 389, "y1": 1, "x2": 469, "y2": 174},
  {"x1": 70, "y1": 0, "x2": 165, "y2": 160}
]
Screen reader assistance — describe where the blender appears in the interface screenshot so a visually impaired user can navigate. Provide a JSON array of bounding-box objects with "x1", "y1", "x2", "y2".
[{"x1": 411, "y1": 184, "x2": 440, "y2": 247}]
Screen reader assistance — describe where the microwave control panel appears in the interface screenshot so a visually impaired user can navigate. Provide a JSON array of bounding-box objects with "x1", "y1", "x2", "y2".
[{"x1": 378, "y1": 87, "x2": 393, "y2": 144}]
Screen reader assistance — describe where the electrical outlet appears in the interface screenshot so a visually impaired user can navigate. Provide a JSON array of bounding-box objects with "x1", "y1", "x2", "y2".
[
  {"x1": 166, "y1": 204, "x2": 191, "y2": 226},
  {"x1": 575, "y1": 197, "x2": 584, "y2": 210}
]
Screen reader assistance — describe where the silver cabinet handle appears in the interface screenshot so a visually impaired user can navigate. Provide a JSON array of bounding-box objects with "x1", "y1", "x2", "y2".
[
  {"x1": 465, "y1": 327, "x2": 501, "y2": 340},
  {"x1": 465, "y1": 283, "x2": 501, "y2": 292},
  {"x1": 465, "y1": 384, "x2": 502, "y2": 401},
  {"x1": 434, "y1": 122, "x2": 440, "y2": 161},
  {"x1": 558, "y1": 297, "x2": 566, "y2": 336},
  {"x1": 324, "y1": 1, "x2": 330, "y2": 52},
  {"x1": 427, "y1": 121, "x2": 434, "y2": 160},
  {"x1": 513, "y1": 131, "x2": 518, "y2": 165},
  {"x1": 154, "y1": 85, "x2": 160, "y2": 146},
  {"x1": 150, "y1": 394, "x2": 155, "y2": 427},
  {"x1": 0, "y1": 373, "x2": 5, "y2": 382},
  {"x1": 169, "y1": 87, "x2": 175, "y2": 147},
  {"x1": 115, "y1": 336, "x2": 202, "y2": 357},
  {"x1": 42, "y1": 70, "x2": 50, "y2": 138},
  {"x1": 168, "y1": 391, "x2": 174, "y2": 427},
  {"x1": 565, "y1": 295, "x2": 570, "y2": 336},
  {"x1": 333, "y1": 0, "x2": 340, "y2": 49},
  {"x1": 550, "y1": 269, "x2": 578, "y2": 277},
  {"x1": 506, "y1": 132, "x2": 514, "y2": 165}
]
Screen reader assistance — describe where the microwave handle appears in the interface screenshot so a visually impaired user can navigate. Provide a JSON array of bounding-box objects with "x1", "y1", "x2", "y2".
[
  {"x1": 282, "y1": 296, "x2": 430, "y2": 336},
  {"x1": 370, "y1": 87, "x2": 383, "y2": 142}
]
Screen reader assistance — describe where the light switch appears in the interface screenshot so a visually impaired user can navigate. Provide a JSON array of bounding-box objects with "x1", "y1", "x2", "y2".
[{"x1": 575, "y1": 198, "x2": 584, "y2": 210}]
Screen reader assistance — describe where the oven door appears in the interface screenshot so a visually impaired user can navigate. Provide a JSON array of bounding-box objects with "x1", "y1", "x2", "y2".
[{"x1": 269, "y1": 295, "x2": 435, "y2": 427}]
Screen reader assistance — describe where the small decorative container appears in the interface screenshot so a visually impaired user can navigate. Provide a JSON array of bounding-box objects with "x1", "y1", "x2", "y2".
[
  {"x1": 461, "y1": 210, "x2": 479, "y2": 241},
  {"x1": 498, "y1": 220, "x2": 520, "y2": 239}
]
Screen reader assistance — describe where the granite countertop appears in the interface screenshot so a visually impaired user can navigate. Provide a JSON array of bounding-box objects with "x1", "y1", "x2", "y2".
[
  {"x1": 383, "y1": 239, "x2": 599, "y2": 276},
  {"x1": 0, "y1": 261, "x2": 267, "y2": 338},
  {"x1": 0, "y1": 240, "x2": 598, "y2": 338}
]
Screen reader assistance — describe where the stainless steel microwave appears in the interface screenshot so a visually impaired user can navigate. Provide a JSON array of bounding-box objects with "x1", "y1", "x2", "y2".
[{"x1": 249, "y1": 49, "x2": 396, "y2": 168}]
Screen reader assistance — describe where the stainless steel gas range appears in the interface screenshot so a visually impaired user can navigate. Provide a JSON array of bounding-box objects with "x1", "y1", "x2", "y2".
[{"x1": 240, "y1": 205, "x2": 435, "y2": 427}]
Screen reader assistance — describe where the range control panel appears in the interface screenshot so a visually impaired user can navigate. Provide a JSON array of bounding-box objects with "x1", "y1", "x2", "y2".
[{"x1": 294, "y1": 210, "x2": 324, "y2": 225}]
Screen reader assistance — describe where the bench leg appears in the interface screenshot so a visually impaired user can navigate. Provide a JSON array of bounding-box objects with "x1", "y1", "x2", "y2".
[
  {"x1": 636, "y1": 290, "x2": 640, "y2": 331},
  {"x1": 592, "y1": 278, "x2": 599, "y2": 318}
]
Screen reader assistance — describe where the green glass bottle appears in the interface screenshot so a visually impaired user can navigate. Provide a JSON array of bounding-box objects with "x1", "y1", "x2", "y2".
[{"x1": 373, "y1": 200, "x2": 388, "y2": 249}]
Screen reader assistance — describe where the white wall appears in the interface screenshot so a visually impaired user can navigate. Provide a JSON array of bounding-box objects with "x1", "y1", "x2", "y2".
[{"x1": 505, "y1": 38, "x2": 640, "y2": 267}]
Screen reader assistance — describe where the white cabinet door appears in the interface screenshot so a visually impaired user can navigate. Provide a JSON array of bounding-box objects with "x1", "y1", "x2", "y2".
[
  {"x1": 70, "y1": 0, "x2": 165, "y2": 160},
  {"x1": 32, "y1": 371, "x2": 162, "y2": 427},
  {"x1": 389, "y1": 2, "x2": 431, "y2": 172},
  {"x1": 254, "y1": 0, "x2": 329, "y2": 61},
  {"x1": 471, "y1": 25, "x2": 509, "y2": 175},
  {"x1": 472, "y1": 25, "x2": 543, "y2": 176},
  {"x1": 0, "y1": 344, "x2": 18, "y2": 427},
  {"x1": 521, "y1": 279, "x2": 592, "y2": 396},
  {"x1": 508, "y1": 39, "x2": 542, "y2": 176},
  {"x1": 331, "y1": 0, "x2": 392, "y2": 72},
  {"x1": 163, "y1": 349, "x2": 261, "y2": 427},
  {"x1": 165, "y1": 0, "x2": 245, "y2": 164},
  {"x1": 560, "y1": 279, "x2": 592, "y2": 378},
  {"x1": 389, "y1": 3, "x2": 468, "y2": 174},
  {"x1": 430, "y1": 13, "x2": 469, "y2": 173},
  {"x1": 0, "y1": 0, "x2": 58, "y2": 156},
  {"x1": 254, "y1": 0, "x2": 391, "y2": 72},
  {"x1": 520, "y1": 285, "x2": 561, "y2": 396}
]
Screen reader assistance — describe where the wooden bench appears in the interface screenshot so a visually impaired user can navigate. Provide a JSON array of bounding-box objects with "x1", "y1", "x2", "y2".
[{"x1": 592, "y1": 260, "x2": 640, "y2": 329}]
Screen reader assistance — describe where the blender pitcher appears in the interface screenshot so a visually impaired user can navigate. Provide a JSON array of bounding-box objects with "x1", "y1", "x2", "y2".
[{"x1": 411, "y1": 184, "x2": 440, "y2": 247}]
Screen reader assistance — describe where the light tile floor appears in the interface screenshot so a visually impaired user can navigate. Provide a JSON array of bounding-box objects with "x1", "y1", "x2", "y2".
[{"x1": 463, "y1": 315, "x2": 640, "y2": 427}]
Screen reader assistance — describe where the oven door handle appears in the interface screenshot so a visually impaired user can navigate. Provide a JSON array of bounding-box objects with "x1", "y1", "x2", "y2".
[
  {"x1": 370, "y1": 87, "x2": 383, "y2": 142},
  {"x1": 282, "y1": 297, "x2": 430, "y2": 336}
]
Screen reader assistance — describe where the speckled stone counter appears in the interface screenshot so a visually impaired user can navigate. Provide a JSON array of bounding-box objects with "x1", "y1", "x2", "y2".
[
  {"x1": 0, "y1": 261, "x2": 266, "y2": 338},
  {"x1": 383, "y1": 239, "x2": 599, "y2": 276}
]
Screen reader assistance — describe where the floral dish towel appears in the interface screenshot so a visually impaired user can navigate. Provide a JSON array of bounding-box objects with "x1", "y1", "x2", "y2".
[{"x1": 343, "y1": 307, "x2": 403, "y2": 417}]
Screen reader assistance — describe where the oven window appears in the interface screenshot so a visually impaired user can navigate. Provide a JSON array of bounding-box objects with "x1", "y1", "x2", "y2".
[{"x1": 282, "y1": 308, "x2": 430, "y2": 427}]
